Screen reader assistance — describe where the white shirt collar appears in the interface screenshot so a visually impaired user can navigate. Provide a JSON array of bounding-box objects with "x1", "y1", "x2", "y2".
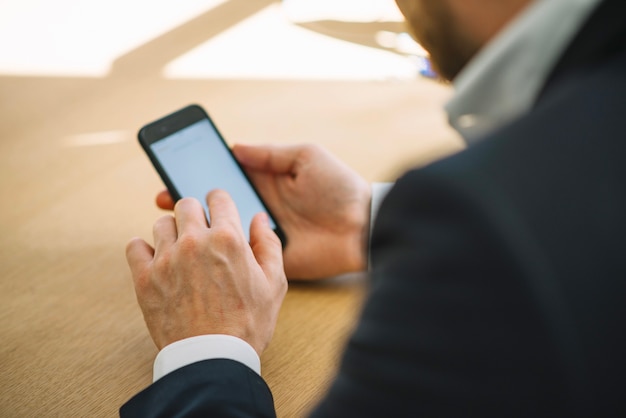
[{"x1": 445, "y1": 0, "x2": 602, "y2": 143}]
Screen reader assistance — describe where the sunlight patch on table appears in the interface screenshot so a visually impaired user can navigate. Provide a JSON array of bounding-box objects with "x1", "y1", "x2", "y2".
[{"x1": 163, "y1": 4, "x2": 418, "y2": 81}]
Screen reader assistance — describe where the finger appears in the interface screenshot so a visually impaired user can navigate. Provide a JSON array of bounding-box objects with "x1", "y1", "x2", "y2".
[
  {"x1": 241, "y1": 170, "x2": 281, "y2": 211},
  {"x1": 232, "y1": 143, "x2": 303, "y2": 174},
  {"x1": 153, "y1": 215, "x2": 177, "y2": 255},
  {"x1": 156, "y1": 190, "x2": 175, "y2": 210},
  {"x1": 205, "y1": 189, "x2": 243, "y2": 233},
  {"x1": 173, "y1": 198, "x2": 208, "y2": 235},
  {"x1": 126, "y1": 237, "x2": 155, "y2": 279},
  {"x1": 249, "y1": 212, "x2": 285, "y2": 285}
]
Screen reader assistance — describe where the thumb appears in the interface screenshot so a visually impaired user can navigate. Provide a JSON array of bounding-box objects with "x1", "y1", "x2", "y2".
[
  {"x1": 232, "y1": 144, "x2": 300, "y2": 175},
  {"x1": 249, "y1": 212, "x2": 285, "y2": 283}
]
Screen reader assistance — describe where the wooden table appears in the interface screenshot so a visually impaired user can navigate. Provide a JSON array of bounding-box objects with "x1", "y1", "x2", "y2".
[{"x1": 0, "y1": 2, "x2": 459, "y2": 416}]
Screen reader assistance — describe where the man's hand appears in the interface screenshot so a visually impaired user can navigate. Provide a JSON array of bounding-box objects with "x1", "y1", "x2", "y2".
[
  {"x1": 156, "y1": 144, "x2": 371, "y2": 280},
  {"x1": 126, "y1": 191, "x2": 287, "y2": 355}
]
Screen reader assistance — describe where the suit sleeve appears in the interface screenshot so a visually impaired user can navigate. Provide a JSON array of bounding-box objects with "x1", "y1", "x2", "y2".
[
  {"x1": 120, "y1": 359, "x2": 276, "y2": 418},
  {"x1": 310, "y1": 167, "x2": 567, "y2": 417}
]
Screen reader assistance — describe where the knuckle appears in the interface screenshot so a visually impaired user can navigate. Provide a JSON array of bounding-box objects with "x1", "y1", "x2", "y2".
[
  {"x1": 176, "y1": 233, "x2": 203, "y2": 256},
  {"x1": 152, "y1": 250, "x2": 173, "y2": 274},
  {"x1": 132, "y1": 265, "x2": 153, "y2": 293},
  {"x1": 211, "y1": 226, "x2": 242, "y2": 251}
]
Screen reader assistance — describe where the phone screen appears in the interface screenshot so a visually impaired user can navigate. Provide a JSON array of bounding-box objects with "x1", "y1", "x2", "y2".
[{"x1": 149, "y1": 118, "x2": 276, "y2": 241}]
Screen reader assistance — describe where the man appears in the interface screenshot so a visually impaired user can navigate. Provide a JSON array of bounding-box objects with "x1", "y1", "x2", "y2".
[{"x1": 123, "y1": 0, "x2": 626, "y2": 416}]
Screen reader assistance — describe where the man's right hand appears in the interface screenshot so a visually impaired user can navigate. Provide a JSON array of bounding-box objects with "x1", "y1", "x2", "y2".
[{"x1": 156, "y1": 144, "x2": 371, "y2": 280}]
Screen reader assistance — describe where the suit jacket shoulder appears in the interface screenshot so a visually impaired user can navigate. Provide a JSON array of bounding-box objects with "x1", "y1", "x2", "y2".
[{"x1": 312, "y1": 25, "x2": 626, "y2": 418}]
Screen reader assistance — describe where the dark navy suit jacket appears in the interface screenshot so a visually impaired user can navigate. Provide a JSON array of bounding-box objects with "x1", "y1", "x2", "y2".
[{"x1": 121, "y1": 1, "x2": 626, "y2": 416}]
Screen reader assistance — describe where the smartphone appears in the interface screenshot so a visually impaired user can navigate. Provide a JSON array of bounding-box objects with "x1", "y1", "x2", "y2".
[{"x1": 138, "y1": 104, "x2": 285, "y2": 245}]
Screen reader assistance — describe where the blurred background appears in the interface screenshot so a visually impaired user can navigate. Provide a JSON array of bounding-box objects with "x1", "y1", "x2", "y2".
[
  {"x1": 0, "y1": 1, "x2": 461, "y2": 417},
  {"x1": 0, "y1": 0, "x2": 458, "y2": 178}
]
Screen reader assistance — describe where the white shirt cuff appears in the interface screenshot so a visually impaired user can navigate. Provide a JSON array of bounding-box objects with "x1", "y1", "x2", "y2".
[
  {"x1": 152, "y1": 334, "x2": 261, "y2": 382},
  {"x1": 369, "y1": 182, "x2": 393, "y2": 269},
  {"x1": 371, "y1": 182, "x2": 394, "y2": 227}
]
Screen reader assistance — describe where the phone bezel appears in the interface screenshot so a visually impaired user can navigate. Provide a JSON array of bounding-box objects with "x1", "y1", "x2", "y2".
[{"x1": 138, "y1": 104, "x2": 286, "y2": 246}]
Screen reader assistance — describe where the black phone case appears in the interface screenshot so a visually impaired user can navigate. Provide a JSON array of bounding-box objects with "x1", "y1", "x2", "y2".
[{"x1": 137, "y1": 104, "x2": 286, "y2": 246}]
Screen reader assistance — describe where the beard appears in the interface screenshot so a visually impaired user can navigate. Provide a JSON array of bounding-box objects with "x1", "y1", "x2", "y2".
[{"x1": 395, "y1": 0, "x2": 481, "y2": 81}]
